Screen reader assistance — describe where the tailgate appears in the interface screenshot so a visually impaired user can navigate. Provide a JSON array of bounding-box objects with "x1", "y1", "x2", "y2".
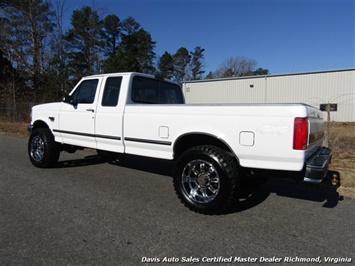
[
  {"x1": 304, "y1": 105, "x2": 333, "y2": 183},
  {"x1": 306, "y1": 105, "x2": 325, "y2": 150}
]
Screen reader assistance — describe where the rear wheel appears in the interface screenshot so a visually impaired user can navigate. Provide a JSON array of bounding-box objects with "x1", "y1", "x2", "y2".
[
  {"x1": 174, "y1": 145, "x2": 239, "y2": 214},
  {"x1": 28, "y1": 128, "x2": 60, "y2": 168}
]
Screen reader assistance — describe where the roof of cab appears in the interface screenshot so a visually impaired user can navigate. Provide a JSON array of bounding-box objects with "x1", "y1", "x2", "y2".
[{"x1": 81, "y1": 72, "x2": 180, "y2": 85}]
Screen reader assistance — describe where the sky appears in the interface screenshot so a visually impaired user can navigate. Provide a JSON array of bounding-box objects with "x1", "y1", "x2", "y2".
[{"x1": 57, "y1": 0, "x2": 354, "y2": 76}]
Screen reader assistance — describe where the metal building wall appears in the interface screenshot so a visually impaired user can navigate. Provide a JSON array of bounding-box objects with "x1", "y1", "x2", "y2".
[
  {"x1": 183, "y1": 76, "x2": 266, "y2": 103},
  {"x1": 182, "y1": 69, "x2": 355, "y2": 122}
]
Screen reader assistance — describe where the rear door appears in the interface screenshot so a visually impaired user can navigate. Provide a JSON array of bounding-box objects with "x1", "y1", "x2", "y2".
[{"x1": 95, "y1": 76, "x2": 125, "y2": 153}]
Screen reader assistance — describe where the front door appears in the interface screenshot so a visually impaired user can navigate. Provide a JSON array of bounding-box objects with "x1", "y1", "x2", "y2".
[{"x1": 58, "y1": 78, "x2": 101, "y2": 149}]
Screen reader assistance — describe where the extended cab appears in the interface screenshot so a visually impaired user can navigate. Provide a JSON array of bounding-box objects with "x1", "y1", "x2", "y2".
[{"x1": 28, "y1": 72, "x2": 333, "y2": 214}]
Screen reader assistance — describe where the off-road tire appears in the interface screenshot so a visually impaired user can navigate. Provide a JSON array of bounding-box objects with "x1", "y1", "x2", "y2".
[
  {"x1": 28, "y1": 128, "x2": 60, "y2": 168},
  {"x1": 173, "y1": 145, "x2": 239, "y2": 214}
]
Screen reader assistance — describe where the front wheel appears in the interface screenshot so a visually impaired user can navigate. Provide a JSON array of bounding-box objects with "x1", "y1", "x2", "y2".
[
  {"x1": 173, "y1": 146, "x2": 239, "y2": 214},
  {"x1": 28, "y1": 128, "x2": 60, "y2": 168}
]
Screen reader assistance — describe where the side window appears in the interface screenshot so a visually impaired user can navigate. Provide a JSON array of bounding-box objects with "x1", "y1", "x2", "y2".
[
  {"x1": 131, "y1": 76, "x2": 183, "y2": 104},
  {"x1": 102, "y1": 77, "x2": 122, "y2": 107},
  {"x1": 71, "y1": 79, "x2": 98, "y2": 104}
]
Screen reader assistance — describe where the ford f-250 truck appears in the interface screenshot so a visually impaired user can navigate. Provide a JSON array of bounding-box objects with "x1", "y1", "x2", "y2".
[{"x1": 28, "y1": 72, "x2": 333, "y2": 214}]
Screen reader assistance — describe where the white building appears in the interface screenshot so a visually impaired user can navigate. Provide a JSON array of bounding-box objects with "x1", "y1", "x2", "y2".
[{"x1": 182, "y1": 68, "x2": 355, "y2": 122}]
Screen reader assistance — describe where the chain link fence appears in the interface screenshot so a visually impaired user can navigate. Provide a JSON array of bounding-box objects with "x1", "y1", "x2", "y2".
[{"x1": 0, "y1": 102, "x2": 37, "y2": 122}]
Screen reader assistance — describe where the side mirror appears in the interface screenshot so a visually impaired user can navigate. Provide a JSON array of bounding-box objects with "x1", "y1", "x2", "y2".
[{"x1": 62, "y1": 95, "x2": 75, "y2": 105}]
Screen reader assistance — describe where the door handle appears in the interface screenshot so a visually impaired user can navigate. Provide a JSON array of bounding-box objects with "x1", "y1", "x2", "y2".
[{"x1": 86, "y1": 108, "x2": 95, "y2": 112}]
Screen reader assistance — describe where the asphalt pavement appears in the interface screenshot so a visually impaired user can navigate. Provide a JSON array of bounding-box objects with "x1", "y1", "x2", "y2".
[{"x1": 0, "y1": 134, "x2": 354, "y2": 265}]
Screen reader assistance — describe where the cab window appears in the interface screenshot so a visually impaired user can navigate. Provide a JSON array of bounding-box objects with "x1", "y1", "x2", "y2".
[
  {"x1": 102, "y1": 77, "x2": 122, "y2": 107},
  {"x1": 71, "y1": 79, "x2": 99, "y2": 104}
]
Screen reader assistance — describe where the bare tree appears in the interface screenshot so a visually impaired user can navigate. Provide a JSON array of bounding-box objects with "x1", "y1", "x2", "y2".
[
  {"x1": 214, "y1": 56, "x2": 257, "y2": 78},
  {"x1": 1, "y1": 0, "x2": 55, "y2": 92}
]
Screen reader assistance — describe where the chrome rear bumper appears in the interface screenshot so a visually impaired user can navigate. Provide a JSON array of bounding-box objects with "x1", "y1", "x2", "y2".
[{"x1": 304, "y1": 147, "x2": 332, "y2": 183}]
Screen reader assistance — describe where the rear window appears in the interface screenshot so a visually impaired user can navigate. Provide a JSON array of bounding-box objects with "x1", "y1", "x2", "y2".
[{"x1": 131, "y1": 76, "x2": 183, "y2": 104}]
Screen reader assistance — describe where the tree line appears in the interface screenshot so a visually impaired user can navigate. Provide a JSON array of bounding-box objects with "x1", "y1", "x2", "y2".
[{"x1": 0, "y1": 0, "x2": 269, "y2": 105}]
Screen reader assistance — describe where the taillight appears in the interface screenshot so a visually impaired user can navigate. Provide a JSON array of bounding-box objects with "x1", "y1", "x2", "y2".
[{"x1": 293, "y1": 118, "x2": 308, "y2": 150}]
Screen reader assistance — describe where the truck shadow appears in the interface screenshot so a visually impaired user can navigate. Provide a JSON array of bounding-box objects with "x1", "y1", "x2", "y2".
[
  {"x1": 230, "y1": 171, "x2": 343, "y2": 213},
  {"x1": 108, "y1": 155, "x2": 343, "y2": 213},
  {"x1": 56, "y1": 154, "x2": 108, "y2": 168},
  {"x1": 107, "y1": 154, "x2": 175, "y2": 176},
  {"x1": 55, "y1": 153, "x2": 343, "y2": 213}
]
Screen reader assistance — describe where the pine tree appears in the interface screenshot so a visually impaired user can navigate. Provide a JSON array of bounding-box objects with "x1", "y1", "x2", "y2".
[
  {"x1": 104, "y1": 17, "x2": 156, "y2": 74},
  {"x1": 190, "y1": 46, "x2": 205, "y2": 80},
  {"x1": 157, "y1": 52, "x2": 174, "y2": 79},
  {"x1": 173, "y1": 47, "x2": 191, "y2": 82},
  {"x1": 64, "y1": 6, "x2": 104, "y2": 81},
  {"x1": 102, "y1": 14, "x2": 121, "y2": 56}
]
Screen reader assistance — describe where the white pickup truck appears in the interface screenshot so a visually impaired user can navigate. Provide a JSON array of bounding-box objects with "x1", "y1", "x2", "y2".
[{"x1": 28, "y1": 72, "x2": 333, "y2": 214}]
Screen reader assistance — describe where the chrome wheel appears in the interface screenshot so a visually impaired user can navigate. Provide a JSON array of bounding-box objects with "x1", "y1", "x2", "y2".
[
  {"x1": 174, "y1": 146, "x2": 239, "y2": 214},
  {"x1": 181, "y1": 159, "x2": 220, "y2": 204},
  {"x1": 30, "y1": 135, "x2": 45, "y2": 162},
  {"x1": 28, "y1": 128, "x2": 60, "y2": 168}
]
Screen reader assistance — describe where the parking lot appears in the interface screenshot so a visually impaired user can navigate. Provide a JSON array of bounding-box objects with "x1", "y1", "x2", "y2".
[{"x1": 0, "y1": 135, "x2": 354, "y2": 265}]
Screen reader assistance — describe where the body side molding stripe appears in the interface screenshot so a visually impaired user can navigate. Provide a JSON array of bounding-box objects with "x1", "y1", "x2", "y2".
[
  {"x1": 124, "y1": 137, "x2": 172, "y2": 146},
  {"x1": 53, "y1": 129, "x2": 121, "y2": 140},
  {"x1": 53, "y1": 129, "x2": 170, "y2": 145},
  {"x1": 96, "y1": 134, "x2": 121, "y2": 140}
]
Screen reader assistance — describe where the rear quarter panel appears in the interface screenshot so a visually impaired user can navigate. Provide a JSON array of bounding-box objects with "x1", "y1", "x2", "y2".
[{"x1": 123, "y1": 104, "x2": 313, "y2": 171}]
